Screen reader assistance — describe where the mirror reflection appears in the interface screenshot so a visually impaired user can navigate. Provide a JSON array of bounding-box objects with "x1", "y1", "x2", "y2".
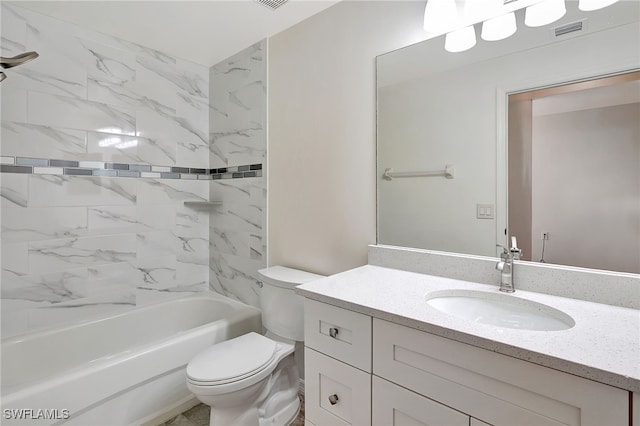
[
  {"x1": 508, "y1": 73, "x2": 639, "y2": 273},
  {"x1": 376, "y1": 1, "x2": 639, "y2": 274}
]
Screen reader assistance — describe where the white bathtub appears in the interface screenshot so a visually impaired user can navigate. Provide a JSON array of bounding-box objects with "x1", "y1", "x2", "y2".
[{"x1": 1, "y1": 292, "x2": 262, "y2": 426}]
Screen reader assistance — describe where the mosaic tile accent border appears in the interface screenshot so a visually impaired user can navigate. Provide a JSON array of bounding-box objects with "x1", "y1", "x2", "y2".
[{"x1": 0, "y1": 156, "x2": 263, "y2": 180}]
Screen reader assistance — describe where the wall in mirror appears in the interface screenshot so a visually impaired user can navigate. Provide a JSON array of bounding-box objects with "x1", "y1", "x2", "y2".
[
  {"x1": 509, "y1": 74, "x2": 639, "y2": 273},
  {"x1": 377, "y1": 1, "x2": 639, "y2": 273}
]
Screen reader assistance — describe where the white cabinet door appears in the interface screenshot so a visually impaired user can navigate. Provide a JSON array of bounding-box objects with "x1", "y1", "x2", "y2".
[
  {"x1": 372, "y1": 376, "x2": 468, "y2": 426},
  {"x1": 305, "y1": 347, "x2": 371, "y2": 426},
  {"x1": 373, "y1": 318, "x2": 628, "y2": 426}
]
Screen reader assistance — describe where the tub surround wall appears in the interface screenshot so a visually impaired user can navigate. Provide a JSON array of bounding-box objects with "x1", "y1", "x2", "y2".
[
  {"x1": 0, "y1": 158, "x2": 263, "y2": 180},
  {"x1": 208, "y1": 41, "x2": 267, "y2": 308},
  {"x1": 369, "y1": 245, "x2": 640, "y2": 309},
  {"x1": 0, "y1": 3, "x2": 212, "y2": 337}
]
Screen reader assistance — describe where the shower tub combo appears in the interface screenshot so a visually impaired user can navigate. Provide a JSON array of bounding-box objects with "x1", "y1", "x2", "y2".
[{"x1": 1, "y1": 292, "x2": 262, "y2": 425}]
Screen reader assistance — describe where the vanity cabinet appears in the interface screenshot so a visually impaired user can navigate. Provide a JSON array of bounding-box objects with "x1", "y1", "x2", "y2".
[
  {"x1": 372, "y1": 376, "x2": 470, "y2": 425},
  {"x1": 374, "y1": 318, "x2": 628, "y2": 426},
  {"x1": 304, "y1": 299, "x2": 372, "y2": 426},
  {"x1": 304, "y1": 299, "x2": 630, "y2": 426}
]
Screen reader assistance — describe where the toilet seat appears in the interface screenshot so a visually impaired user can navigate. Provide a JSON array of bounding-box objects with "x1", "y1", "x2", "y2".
[
  {"x1": 187, "y1": 332, "x2": 276, "y2": 384},
  {"x1": 186, "y1": 332, "x2": 294, "y2": 395}
]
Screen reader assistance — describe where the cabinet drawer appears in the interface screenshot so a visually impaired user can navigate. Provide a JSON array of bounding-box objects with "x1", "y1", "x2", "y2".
[
  {"x1": 305, "y1": 347, "x2": 371, "y2": 426},
  {"x1": 373, "y1": 318, "x2": 628, "y2": 426},
  {"x1": 373, "y1": 376, "x2": 468, "y2": 426},
  {"x1": 304, "y1": 299, "x2": 372, "y2": 372}
]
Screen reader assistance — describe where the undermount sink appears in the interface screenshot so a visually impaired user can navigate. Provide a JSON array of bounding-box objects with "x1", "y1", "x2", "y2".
[{"x1": 425, "y1": 290, "x2": 575, "y2": 331}]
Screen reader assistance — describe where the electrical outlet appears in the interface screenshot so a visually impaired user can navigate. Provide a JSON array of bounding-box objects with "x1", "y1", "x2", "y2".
[{"x1": 541, "y1": 232, "x2": 549, "y2": 240}]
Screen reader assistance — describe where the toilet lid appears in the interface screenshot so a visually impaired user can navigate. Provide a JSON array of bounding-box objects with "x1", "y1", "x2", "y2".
[{"x1": 186, "y1": 333, "x2": 277, "y2": 383}]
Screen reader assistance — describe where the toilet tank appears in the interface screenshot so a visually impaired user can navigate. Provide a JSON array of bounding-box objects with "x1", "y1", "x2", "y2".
[{"x1": 257, "y1": 266, "x2": 324, "y2": 341}]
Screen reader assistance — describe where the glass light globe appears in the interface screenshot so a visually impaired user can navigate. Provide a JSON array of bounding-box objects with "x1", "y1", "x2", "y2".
[
  {"x1": 482, "y1": 12, "x2": 517, "y2": 41},
  {"x1": 445, "y1": 26, "x2": 477, "y2": 53},
  {"x1": 525, "y1": 0, "x2": 567, "y2": 27}
]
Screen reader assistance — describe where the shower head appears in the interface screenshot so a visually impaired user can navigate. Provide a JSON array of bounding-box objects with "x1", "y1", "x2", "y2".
[{"x1": 0, "y1": 52, "x2": 39, "y2": 69}]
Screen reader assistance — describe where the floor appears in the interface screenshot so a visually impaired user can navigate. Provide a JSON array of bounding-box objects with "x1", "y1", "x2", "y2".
[{"x1": 159, "y1": 393, "x2": 305, "y2": 426}]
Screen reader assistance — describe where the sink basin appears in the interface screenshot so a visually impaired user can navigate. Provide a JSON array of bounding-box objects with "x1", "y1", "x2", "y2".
[{"x1": 425, "y1": 290, "x2": 574, "y2": 331}]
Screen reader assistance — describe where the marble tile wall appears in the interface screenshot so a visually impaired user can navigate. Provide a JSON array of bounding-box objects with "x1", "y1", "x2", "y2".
[
  {"x1": 209, "y1": 42, "x2": 267, "y2": 308},
  {"x1": 0, "y1": 4, "x2": 212, "y2": 337}
]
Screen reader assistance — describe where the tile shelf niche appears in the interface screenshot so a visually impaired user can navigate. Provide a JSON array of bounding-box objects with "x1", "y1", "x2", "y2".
[{"x1": 183, "y1": 201, "x2": 223, "y2": 208}]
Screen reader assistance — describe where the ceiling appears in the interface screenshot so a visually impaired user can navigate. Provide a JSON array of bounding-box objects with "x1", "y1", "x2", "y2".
[
  {"x1": 9, "y1": 0, "x2": 341, "y2": 67},
  {"x1": 533, "y1": 79, "x2": 640, "y2": 117}
]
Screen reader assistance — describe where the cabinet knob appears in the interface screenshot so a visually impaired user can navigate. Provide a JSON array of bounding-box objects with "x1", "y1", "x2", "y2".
[
  {"x1": 328, "y1": 394, "x2": 339, "y2": 405},
  {"x1": 329, "y1": 327, "x2": 339, "y2": 338}
]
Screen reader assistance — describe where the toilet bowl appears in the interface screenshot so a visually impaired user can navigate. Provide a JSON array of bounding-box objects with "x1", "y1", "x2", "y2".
[{"x1": 186, "y1": 266, "x2": 324, "y2": 426}]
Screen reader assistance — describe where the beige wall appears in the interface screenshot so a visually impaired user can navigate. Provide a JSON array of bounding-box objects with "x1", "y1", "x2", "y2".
[
  {"x1": 531, "y1": 103, "x2": 640, "y2": 273},
  {"x1": 508, "y1": 99, "x2": 533, "y2": 261},
  {"x1": 268, "y1": 1, "x2": 426, "y2": 275}
]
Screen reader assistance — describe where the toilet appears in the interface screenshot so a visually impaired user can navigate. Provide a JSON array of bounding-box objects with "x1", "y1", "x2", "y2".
[{"x1": 186, "y1": 266, "x2": 324, "y2": 426}]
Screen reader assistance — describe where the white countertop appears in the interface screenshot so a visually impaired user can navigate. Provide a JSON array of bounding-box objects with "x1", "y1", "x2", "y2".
[{"x1": 296, "y1": 265, "x2": 640, "y2": 392}]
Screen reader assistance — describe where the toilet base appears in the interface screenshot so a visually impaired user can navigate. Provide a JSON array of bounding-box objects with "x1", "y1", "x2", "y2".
[
  {"x1": 208, "y1": 396, "x2": 300, "y2": 426},
  {"x1": 199, "y1": 354, "x2": 300, "y2": 426}
]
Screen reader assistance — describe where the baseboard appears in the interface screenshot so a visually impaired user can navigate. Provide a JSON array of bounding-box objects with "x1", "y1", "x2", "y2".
[{"x1": 136, "y1": 395, "x2": 200, "y2": 426}]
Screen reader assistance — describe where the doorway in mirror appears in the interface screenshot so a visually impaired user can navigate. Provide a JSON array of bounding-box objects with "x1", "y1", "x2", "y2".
[{"x1": 507, "y1": 71, "x2": 639, "y2": 273}]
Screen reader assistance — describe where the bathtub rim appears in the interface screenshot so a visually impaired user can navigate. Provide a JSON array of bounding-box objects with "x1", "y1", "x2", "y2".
[{"x1": 1, "y1": 291, "x2": 259, "y2": 345}]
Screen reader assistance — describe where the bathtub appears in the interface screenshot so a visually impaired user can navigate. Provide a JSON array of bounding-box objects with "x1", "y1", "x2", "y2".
[{"x1": 1, "y1": 292, "x2": 262, "y2": 426}]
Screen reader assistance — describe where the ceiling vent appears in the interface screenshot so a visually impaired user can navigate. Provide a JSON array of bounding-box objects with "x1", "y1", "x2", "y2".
[
  {"x1": 554, "y1": 20, "x2": 585, "y2": 37},
  {"x1": 255, "y1": 0, "x2": 288, "y2": 10}
]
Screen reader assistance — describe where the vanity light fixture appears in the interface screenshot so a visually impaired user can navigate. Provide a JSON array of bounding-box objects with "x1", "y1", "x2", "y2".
[
  {"x1": 424, "y1": 0, "x2": 458, "y2": 34},
  {"x1": 445, "y1": 26, "x2": 477, "y2": 52},
  {"x1": 578, "y1": 0, "x2": 619, "y2": 11},
  {"x1": 481, "y1": 12, "x2": 518, "y2": 41},
  {"x1": 425, "y1": 0, "x2": 618, "y2": 53},
  {"x1": 524, "y1": 0, "x2": 566, "y2": 27}
]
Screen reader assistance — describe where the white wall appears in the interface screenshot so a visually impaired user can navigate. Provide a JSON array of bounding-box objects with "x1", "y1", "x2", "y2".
[
  {"x1": 531, "y1": 103, "x2": 640, "y2": 273},
  {"x1": 268, "y1": 1, "x2": 429, "y2": 275},
  {"x1": 377, "y1": 18, "x2": 640, "y2": 257}
]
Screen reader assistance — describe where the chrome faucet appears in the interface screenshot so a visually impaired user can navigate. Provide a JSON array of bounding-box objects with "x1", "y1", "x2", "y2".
[{"x1": 496, "y1": 236, "x2": 522, "y2": 293}]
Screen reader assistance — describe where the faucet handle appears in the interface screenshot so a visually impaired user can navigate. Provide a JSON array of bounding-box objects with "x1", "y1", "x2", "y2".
[
  {"x1": 509, "y1": 236, "x2": 523, "y2": 259},
  {"x1": 496, "y1": 244, "x2": 510, "y2": 260}
]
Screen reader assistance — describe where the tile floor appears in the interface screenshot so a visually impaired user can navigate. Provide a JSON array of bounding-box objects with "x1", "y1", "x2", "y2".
[{"x1": 159, "y1": 393, "x2": 305, "y2": 426}]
